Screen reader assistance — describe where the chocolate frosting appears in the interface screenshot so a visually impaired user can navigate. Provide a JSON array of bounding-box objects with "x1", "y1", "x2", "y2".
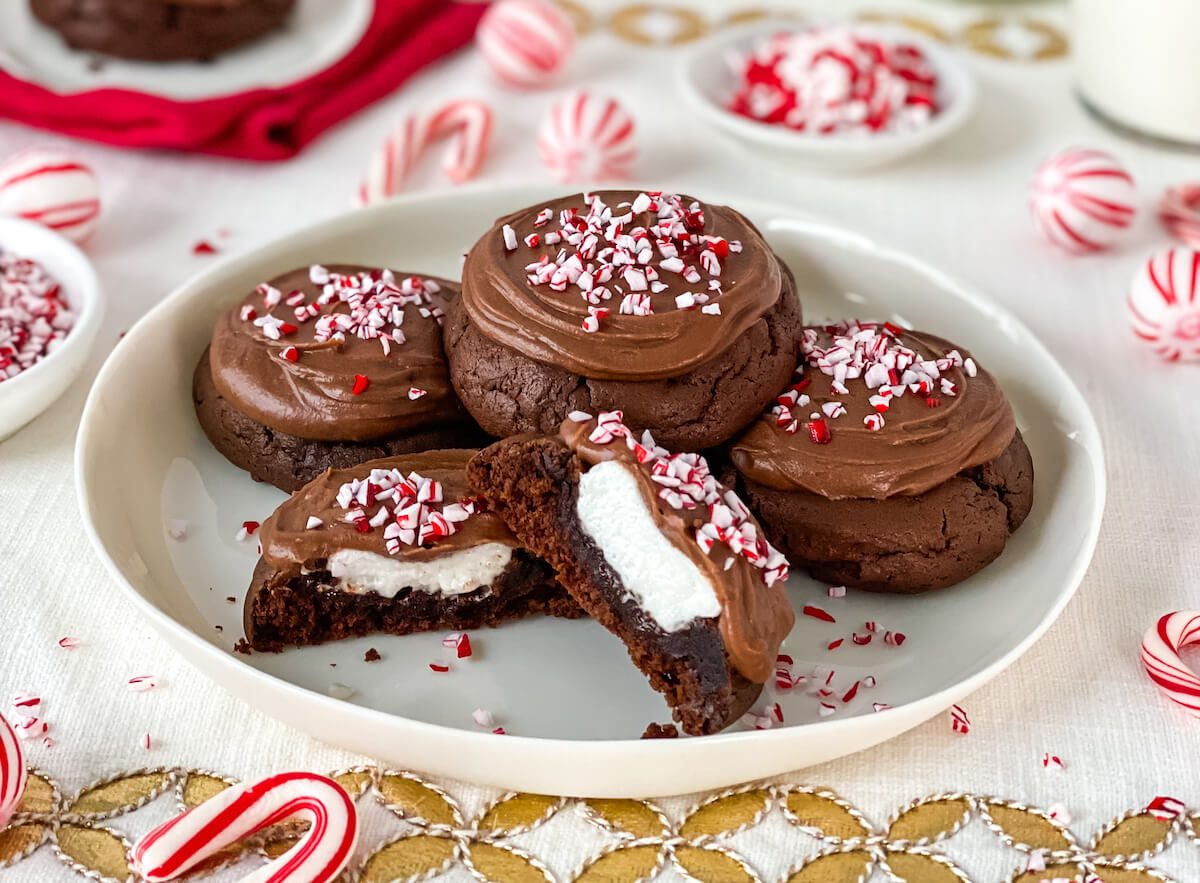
[
  {"x1": 259, "y1": 449, "x2": 515, "y2": 577},
  {"x1": 460, "y1": 191, "x2": 786, "y2": 380},
  {"x1": 560, "y1": 418, "x2": 794, "y2": 684},
  {"x1": 732, "y1": 326, "x2": 1016, "y2": 500},
  {"x1": 209, "y1": 265, "x2": 463, "y2": 443}
]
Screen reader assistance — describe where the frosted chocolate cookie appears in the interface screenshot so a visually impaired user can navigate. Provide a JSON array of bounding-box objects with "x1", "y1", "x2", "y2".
[
  {"x1": 30, "y1": 0, "x2": 296, "y2": 61},
  {"x1": 194, "y1": 264, "x2": 485, "y2": 492},
  {"x1": 244, "y1": 449, "x2": 582, "y2": 652},
  {"x1": 445, "y1": 190, "x2": 803, "y2": 450},
  {"x1": 730, "y1": 322, "x2": 1034, "y2": 593},
  {"x1": 468, "y1": 412, "x2": 794, "y2": 735}
]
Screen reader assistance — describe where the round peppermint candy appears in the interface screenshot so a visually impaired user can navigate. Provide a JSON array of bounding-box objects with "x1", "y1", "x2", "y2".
[
  {"x1": 476, "y1": 0, "x2": 575, "y2": 87},
  {"x1": 538, "y1": 92, "x2": 636, "y2": 183},
  {"x1": 0, "y1": 148, "x2": 100, "y2": 244},
  {"x1": 1030, "y1": 147, "x2": 1136, "y2": 253},
  {"x1": 1128, "y1": 247, "x2": 1200, "y2": 362}
]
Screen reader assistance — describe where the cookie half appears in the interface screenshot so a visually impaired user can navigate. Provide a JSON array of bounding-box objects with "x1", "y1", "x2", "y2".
[
  {"x1": 30, "y1": 0, "x2": 296, "y2": 61},
  {"x1": 730, "y1": 321, "x2": 1034, "y2": 592},
  {"x1": 468, "y1": 412, "x2": 794, "y2": 735},
  {"x1": 446, "y1": 190, "x2": 803, "y2": 450},
  {"x1": 244, "y1": 449, "x2": 582, "y2": 652},
  {"x1": 195, "y1": 264, "x2": 485, "y2": 492}
]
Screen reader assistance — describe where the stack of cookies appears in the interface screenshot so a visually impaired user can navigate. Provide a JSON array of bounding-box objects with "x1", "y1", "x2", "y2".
[{"x1": 195, "y1": 190, "x2": 1033, "y2": 736}]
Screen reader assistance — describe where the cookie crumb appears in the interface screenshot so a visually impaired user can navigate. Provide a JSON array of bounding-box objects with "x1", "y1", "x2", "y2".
[
  {"x1": 225, "y1": 596, "x2": 236, "y2": 604},
  {"x1": 641, "y1": 723, "x2": 679, "y2": 739},
  {"x1": 364, "y1": 648, "x2": 382, "y2": 663},
  {"x1": 233, "y1": 639, "x2": 251, "y2": 655}
]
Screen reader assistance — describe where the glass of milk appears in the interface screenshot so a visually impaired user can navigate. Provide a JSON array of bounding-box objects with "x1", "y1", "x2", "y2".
[{"x1": 1074, "y1": 0, "x2": 1200, "y2": 147}]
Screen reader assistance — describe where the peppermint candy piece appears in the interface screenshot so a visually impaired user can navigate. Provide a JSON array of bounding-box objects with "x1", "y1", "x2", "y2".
[
  {"x1": 357, "y1": 100, "x2": 493, "y2": 205},
  {"x1": 131, "y1": 772, "x2": 358, "y2": 883},
  {"x1": 538, "y1": 92, "x2": 636, "y2": 183},
  {"x1": 0, "y1": 712, "x2": 27, "y2": 830},
  {"x1": 1128, "y1": 247, "x2": 1200, "y2": 362},
  {"x1": 0, "y1": 147, "x2": 101, "y2": 243},
  {"x1": 1141, "y1": 610, "x2": 1200, "y2": 718},
  {"x1": 476, "y1": 0, "x2": 575, "y2": 87},
  {"x1": 1159, "y1": 182, "x2": 1200, "y2": 248},
  {"x1": 1031, "y1": 147, "x2": 1136, "y2": 253}
]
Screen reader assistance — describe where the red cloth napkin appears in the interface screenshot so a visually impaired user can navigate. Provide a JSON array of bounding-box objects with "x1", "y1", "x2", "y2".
[{"x1": 0, "y1": 0, "x2": 486, "y2": 161}]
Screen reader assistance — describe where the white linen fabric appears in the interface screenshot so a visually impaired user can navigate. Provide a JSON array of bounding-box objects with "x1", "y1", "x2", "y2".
[{"x1": 0, "y1": 1, "x2": 1197, "y2": 880}]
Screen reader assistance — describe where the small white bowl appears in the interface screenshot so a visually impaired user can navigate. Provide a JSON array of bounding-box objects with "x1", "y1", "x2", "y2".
[
  {"x1": 0, "y1": 217, "x2": 104, "y2": 440},
  {"x1": 676, "y1": 21, "x2": 977, "y2": 172}
]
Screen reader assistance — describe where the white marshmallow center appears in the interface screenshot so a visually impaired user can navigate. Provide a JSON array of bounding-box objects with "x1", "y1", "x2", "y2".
[
  {"x1": 327, "y1": 543, "x2": 513, "y2": 598},
  {"x1": 575, "y1": 459, "x2": 720, "y2": 631}
]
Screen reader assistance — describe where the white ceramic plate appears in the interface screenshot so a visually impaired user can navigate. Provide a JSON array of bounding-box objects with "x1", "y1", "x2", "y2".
[
  {"x1": 677, "y1": 22, "x2": 976, "y2": 171},
  {"x1": 76, "y1": 186, "x2": 1104, "y2": 797},
  {"x1": 0, "y1": 0, "x2": 372, "y2": 100}
]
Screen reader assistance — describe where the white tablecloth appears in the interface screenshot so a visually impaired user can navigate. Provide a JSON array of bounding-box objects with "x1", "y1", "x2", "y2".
[{"x1": 1, "y1": 2, "x2": 1198, "y2": 881}]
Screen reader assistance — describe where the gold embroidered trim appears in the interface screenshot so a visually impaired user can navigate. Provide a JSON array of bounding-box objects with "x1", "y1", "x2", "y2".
[
  {"x1": 553, "y1": 2, "x2": 1069, "y2": 61},
  {"x1": 0, "y1": 767, "x2": 1194, "y2": 882}
]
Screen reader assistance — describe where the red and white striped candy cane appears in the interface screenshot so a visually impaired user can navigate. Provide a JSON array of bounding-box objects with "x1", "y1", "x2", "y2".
[
  {"x1": 131, "y1": 772, "x2": 358, "y2": 883},
  {"x1": 357, "y1": 100, "x2": 493, "y2": 206},
  {"x1": 0, "y1": 711, "x2": 27, "y2": 829},
  {"x1": 1141, "y1": 611, "x2": 1200, "y2": 719}
]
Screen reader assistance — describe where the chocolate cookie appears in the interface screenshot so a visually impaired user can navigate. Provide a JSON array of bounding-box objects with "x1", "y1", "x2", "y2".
[
  {"x1": 30, "y1": 0, "x2": 296, "y2": 62},
  {"x1": 468, "y1": 412, "x2": 794, "y2": 736},
  {"x1": 730, "y1": 321, "x2": 1034, "y2": 593},
  {"x1": 446, "y1": 191, "x2": 803, "y2": 451},
  {"x1": 244, "y1": 449, "x2": 583, "y2": 652},
  {"x1": 194, "y1": 264, "x2": 485, "y2": 493}
]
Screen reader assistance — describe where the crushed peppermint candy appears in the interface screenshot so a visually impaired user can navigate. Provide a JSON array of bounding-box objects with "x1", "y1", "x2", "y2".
[
  {"x1": 802, "y1": 604, "x2": 836, "y2": 623},
  {"x1": 327, "y1": 683, "x2": 356, "y2": 701},
  {"x1": 577, "y1": 410, "x2": 788, "y2": 586},
  {"x1": 441, "y1": 632, "x2": 473, "y2": 659},
  {"x1": 127, "y1": 675, "x2": 159, "y2": 692},
  {"x1": 242, "y1": 266, "x2": 445, "y2": 367},
  {"x1": 950, "y1": 704, "x2": 970, "y2": 734},
  {"x1": 1146, "y1": 796, "x2": 1186, "y2": 821},
  {"x1": 167, "y1": 519, "x2": 189, "y2": 541},
  {"x1": 56, "y1": 636, "x2": 81, "y2": 650},
  {"x1": 472, "y1": 708, "x2": 495, "y2": 728},
  {"x1": 0, "y1": 251, "x2": 75, "y2": 383},
  {"x1": 728, "y1": 26, "x2": 940, "y2": 137},
  {"x1": 1042, "y1": 753, "x2": 1065, "y2": 771},
  {"x1": 325, "y1": 466, "x2": 483, "y2": 553},
  {"x1": 771, "y1": 321, "x2": 974, "y2": 445},
  {"x1": 500, "y1": 192, "x2": 743, "y2": 333}
]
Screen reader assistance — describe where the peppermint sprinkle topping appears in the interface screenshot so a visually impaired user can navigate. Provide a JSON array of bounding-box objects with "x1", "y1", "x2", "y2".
[
  {"x1": 0, "y1": 251, "x2": 74, "y2": 383},
  {"x1": 771, "y1": 321, "x2": 975, "y2": 444},
  {"x1": 241, "y1": 266, "x2": 443, "y2": 361},
  {"x1": 579, "y1": 410, "x2": 788, "y2": 587},
  {"x1": 327, "y1": 467, "x2": 481, "y2": 553},
  {"x1": 501, "y1": 192, "x2": 742, "y2": 335}
]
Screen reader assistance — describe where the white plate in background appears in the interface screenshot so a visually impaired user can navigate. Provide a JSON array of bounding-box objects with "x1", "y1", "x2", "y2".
[
  {"x1": 0, "y1": 0, "x2": 372, "y2": 100},
  {"x1": 76, "y1": 186, "x2": 1104, "y2": 797}
]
